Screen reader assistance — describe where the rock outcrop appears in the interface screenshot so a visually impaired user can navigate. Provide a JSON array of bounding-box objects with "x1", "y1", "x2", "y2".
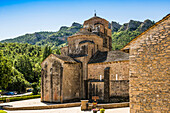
[
  {"x1": 138, "y1": 19, "x2": 154, "y2": 32},
  {"x1": 111, "y1": 21, "x2": 121, "y2": 32}
]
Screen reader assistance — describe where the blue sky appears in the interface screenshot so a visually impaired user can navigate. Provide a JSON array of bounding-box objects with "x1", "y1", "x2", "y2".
[{"x1": 0, "y1": 0, "x2": 169, "y2": 41}]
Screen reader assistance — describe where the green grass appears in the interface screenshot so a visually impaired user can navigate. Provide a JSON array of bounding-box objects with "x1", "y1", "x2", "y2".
[
  {"x1": 0, "y1": 110, "x2": 7, "y2": 113},
  {"x1": 0, "y1": 94, "x2": 40, "y2": 102}
]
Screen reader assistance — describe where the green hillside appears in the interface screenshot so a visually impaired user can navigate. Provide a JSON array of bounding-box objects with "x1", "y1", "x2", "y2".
[
  {"x1": 1, "y1": 20, "x2": 154, "y2": 50},
  {"x1": 1, "y1": 22, "x2": 83, "y2": 48},
  {"x1": 0, "y1": 43, "x2": 59, "y2": 93}
]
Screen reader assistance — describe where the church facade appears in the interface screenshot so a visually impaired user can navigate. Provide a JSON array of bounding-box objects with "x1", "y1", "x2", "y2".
[{"x1": 41, "y1": 15, "x2": 129, "y2": 103}]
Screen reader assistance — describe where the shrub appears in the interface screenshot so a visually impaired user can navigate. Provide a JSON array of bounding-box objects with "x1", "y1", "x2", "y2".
[
  {"x1": 100, "y1": 108, "x2": 105, "y2": 113},
  {"x1": 0, "y1": 110, "x2": 7, "y2": 113},
  {"x1": 0, "y1": 94, "x2": 40, "y2": 102},
  {"x1": 32, "y1": 82, "x2": 40, "y2": 95}
]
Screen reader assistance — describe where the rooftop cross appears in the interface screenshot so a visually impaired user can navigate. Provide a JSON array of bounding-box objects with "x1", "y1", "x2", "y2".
[{"x1": 94, "y1": 10, "x2": 97, "y2": 17}]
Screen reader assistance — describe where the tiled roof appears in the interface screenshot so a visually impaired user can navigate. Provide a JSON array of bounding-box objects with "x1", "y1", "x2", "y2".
[
  {"x1": 88, "y1": 51, "x2": 129, "y2": 64},
  {"x1": 52, "y1": 54, "x2": 78, "y2": 63}
]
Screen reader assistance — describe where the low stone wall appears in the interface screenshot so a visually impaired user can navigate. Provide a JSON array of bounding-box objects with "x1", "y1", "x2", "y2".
[
  {"x1": 81, "y1": 100, "x2": 129, "y2": 111},
  {"x1": 97, "y1": 102, "x2": 129, "y2": 109},
  {"x1": 3, "y1": 102, "x2": 81, "y2": 110},
  {"x1": 3, "y1": 102, "x2": 129, "y2": 111}
]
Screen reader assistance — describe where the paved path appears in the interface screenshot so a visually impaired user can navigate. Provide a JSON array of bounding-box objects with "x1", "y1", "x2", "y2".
[
  {"x1": 0, "y1": 98, "x2": 130, "y2": 113},
  {"x1": 0, "y1": 98, "x2": 56, "y2": 107},
  {"x1": 5, "y1": 107, "x2": 130, "y2": 113}
]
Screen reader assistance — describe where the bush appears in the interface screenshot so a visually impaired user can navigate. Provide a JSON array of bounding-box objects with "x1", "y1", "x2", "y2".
[
  {"x1": 0, "y1": 110, "x2": 7, "y2": 113},
  {"x1": 100, "y1": 108, "x2": 105, "y2": 113},
  {"x1": 0, "y1": 94, "x2": 40, "y2": 102},
  {"x1": 32, "y1": 82, "x2": 40, "y2": 95}
]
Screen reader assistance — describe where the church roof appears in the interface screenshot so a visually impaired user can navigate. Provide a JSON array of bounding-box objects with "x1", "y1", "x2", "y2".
[
  {"x1": 53, "y1": 54, "x2": 78, "y2": 63},
  {"x1": 88, "y1": 51, "x2": 129, "y2": 64},
  {"x1": 71, "y1": 30, "x2": 97, "y2": 37},
  {"x1": 84, "y1": 16, "x2": 109, "y2": 24}
]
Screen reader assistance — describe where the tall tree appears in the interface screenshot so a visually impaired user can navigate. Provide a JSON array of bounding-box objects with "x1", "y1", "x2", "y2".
[
  {"x1": 14, "y1": 55, "x2": 33, "y2": 82},
  {"x1": 42, "y1": 45, "x2": 52, "y2": 61},
  {"x1": 0, "y1": 51, "x2": 12, "y2": 89}
]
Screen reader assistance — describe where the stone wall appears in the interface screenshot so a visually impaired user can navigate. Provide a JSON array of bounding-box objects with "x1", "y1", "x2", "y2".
[
  {"x1": 129, "y1": 16, "x2": 170, "y2": 112},
  {"x1": 41, "y1": 54, "x2": 64, "y2": 102},
  {"x1": 88, "y1": 61, "x2": 129, "y2": 80},
  {"x1": 67, "y1": 35, "x2": 104, "y2": 56},
  {"x1": 41, "y1": 54, "x2": 81, "y2": 103},
  {"x1": 88, "y1": 82, "x2": 104, "y2": 101},
  {"x1": 110, "y1": 80, "x2": 129, "y2": 97},
  {"x1": 62, "y1": 63, "x2": 81, "y2": 102},
  {"x1": 60, "y1": 46, "x2": 68, "y2": 56},
  {"x1": 88, "y1": 61, "x2": 129, "y2": 102}
]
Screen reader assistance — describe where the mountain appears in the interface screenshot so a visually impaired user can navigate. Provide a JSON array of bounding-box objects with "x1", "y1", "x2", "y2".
[
  {"x1": 1, "y1": 20, "x2": 154, "y2": 50},
  {"x1": 112, "y1": 19, "x2": 154, "y2": 50},
  {"x1": 111, "y1": 21, "x2": 121, "y2": 32},
  {"x1": 1, "y1": 22, "x2": 83, "y2": 48}
]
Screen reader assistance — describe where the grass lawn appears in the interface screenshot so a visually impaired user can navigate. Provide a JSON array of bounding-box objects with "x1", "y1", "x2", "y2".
[{"x1": 0, "y1": 110, "x2": 7, "y2": 113}]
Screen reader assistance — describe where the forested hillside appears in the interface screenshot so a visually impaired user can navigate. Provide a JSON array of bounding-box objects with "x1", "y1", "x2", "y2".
[
  {"x1": 0, "y1": 43, "x2": 59, "y2": 93},
  {"x1": 1, "y1": 22, "x2": 82, "y2": 48},
  {"x1": 111, "y1": 19, "x2": 154, "y2": 50}
]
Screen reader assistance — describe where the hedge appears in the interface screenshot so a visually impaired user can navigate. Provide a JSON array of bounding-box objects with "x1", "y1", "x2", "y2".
[{"x1": 0, "y1": 95, "x2": 40, "y2": 102}]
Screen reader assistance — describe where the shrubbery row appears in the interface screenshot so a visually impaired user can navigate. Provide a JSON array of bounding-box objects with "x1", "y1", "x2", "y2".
[{"x1": 0, "y1": 95, "x2": 40, "y2": 102}]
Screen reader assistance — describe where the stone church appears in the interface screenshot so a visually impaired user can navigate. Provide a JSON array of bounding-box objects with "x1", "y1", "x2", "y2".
[{"x1": 41, "y1": 14, "x2": 129, "y2": 103}]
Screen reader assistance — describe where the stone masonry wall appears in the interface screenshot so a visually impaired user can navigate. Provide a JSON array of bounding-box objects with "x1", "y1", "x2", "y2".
[
  {"x1": 88, "y1": 61, "x2": 129, "y2": 101},
  {"x1": 67, "y1": 35, "x2": 104, "y2": 55},
  {"x1": 110, "y1": 80, "x2": 129, "y2": 97},
  {"x1": 41, "y1": 54, "x2": 64, "y2": 102},
  {"x1": 88, "y1": 61, "x2": 129, "y2": 80},
  {"x1": 129, "y1": 16, "x2": 170, "y2": 112},
  {"x1": 88, "y1": 82, "x2": 104, "y2": 101},
  {"x1": 62, "y1": 63, "x2": 81, "y2": 102}
]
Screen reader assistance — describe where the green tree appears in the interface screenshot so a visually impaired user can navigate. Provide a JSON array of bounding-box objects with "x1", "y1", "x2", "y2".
[
  {"x1": 14, "y1": 55, "x2": 33, "y2": 82},
  {"x1": 7, "y1": 67, "x2": 29, "y2": 93},
  {"x1": 0, "y1": 51, "x2": 12, "y2": 89},
  {"x1": 42, "y1": 45, "x2": 52, "y2": 61},
  {"x1": 32, "y1": 82, "x2": 40, "y2": 95}
]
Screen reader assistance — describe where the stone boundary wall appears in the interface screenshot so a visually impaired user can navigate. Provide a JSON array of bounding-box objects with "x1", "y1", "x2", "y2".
[
  {"x1": 3, "y1": 102, "x2": 129, "y2": 110},
  {"x1": 97, "y1": 102, "x2": 129, "y2": 109},
  {"x1": 3, "y1": 102, "x2": 81, "y2": 110}
]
